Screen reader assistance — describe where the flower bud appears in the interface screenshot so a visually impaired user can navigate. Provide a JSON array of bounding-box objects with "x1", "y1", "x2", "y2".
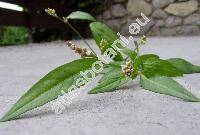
[{"x1": 138, "y1": 35, "x2": 147, "y2": 45}]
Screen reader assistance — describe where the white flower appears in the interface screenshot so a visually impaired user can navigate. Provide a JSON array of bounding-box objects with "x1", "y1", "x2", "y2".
[{"x1": 45, "y1": 8, "x2": 57, "y2": 17}]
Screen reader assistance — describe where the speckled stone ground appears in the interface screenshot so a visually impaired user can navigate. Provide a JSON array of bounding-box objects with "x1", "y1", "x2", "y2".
[{"x1": 0, "y1": 37, "x2": 200, "y2": 135}]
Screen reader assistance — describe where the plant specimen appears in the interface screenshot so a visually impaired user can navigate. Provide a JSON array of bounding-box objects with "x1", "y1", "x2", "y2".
[{"x1": 1, "y1": 9, "x2": 200, "y2": 122}]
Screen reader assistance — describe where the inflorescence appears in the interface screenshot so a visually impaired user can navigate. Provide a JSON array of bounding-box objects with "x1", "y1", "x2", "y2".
[
  {"x1": 66, "y1": 41, "x2": 92, "y2": 58},
  {"x1": 121, "y1": 61, "x2": 133, "y2": 76}
]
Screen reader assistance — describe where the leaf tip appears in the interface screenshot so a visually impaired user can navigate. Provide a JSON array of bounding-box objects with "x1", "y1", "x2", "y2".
[
  {"x1": 88, "y1": 90, "x2": 96, "y2": 94},
  {"x1": 0, "y1": 115, "x2": 9, "y2": 122}
]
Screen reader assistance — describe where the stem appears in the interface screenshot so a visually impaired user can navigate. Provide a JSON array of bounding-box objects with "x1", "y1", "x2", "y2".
[
  {"x1": 57, "y1": 17, "x2": 96, "y2": 55},
  {"x1": 135, "y1": 42, "x2": 139, "y2": 54},
  {"x1": 125, "y1": 56, "x2": 129, "y2": 61},
  {"x1": 133, "y1": 41, "x2": 140, "y2": 56}
]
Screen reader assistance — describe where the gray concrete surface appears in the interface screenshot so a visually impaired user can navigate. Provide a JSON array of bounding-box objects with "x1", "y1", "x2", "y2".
[{"x1": 0, "y1": 37, "x2": 200, "y2": 135}]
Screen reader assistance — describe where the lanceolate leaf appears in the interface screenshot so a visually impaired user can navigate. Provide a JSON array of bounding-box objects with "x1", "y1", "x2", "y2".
[
  {"x1": 67, "y1": 11, "x2": 96, "y2": 21},
  {"x1": 90, "y1": 22, "x2": 123, "y2": 61},
  {"x1": 1, "y1": 58, "x2": 97, "y2": 122},
  {"x1": 88, "y1": 74, "x2": 130, "y2": 94},
  {"x1": 167, "y1": 58, "x2": 200, "y2": 74},
  {"x1": 100, "y1": 61, "x2": 122, "y2": 74},
  {"x1": 142, "y1": 58, "x2": 183, "y2": 78},
  {"x1": 140, "y1": 75, "x2": 200, "y2": 102},
  {"x1": 99, "y1": 67, "x2": 122, "y2": 83}
]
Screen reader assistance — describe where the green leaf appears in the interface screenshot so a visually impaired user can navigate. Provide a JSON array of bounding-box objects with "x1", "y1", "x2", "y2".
[
  {"x1": 100, "y1": 66, "x2": 114, "y2": 74},
  {"x1": 167, "y1": 58, "x2": 200, "y2": 74},
  {"x1": 139, "y1": 54, "x2": 159, "y2": 63},
  {"x1": 133, "y1": 55, "x2": 140, "y2": 69},
  {"x1": 100, "y1": 61, "x2": 122, "y2": 74},
  {"x1": 134, "y1": 54, "x2": 159, "y2": 69},
  {"x1": 142, "y1": 58, "x2": 183, "y2": 78},
  {"x1": 1, "y1": 58, "x2": 97, "y2": 122},
  {"x1": 90, "y1": 22, "x2": 123, "y2": 61},
  {"x1": 88, "y1": 74, "x2": 130, "y2": 94},
  {"x1": 99, "y1": 67, "x2": 122, "y2": 83},
  {"x1": 67, "y1": 11, "x2": 96, "y2": 21},
  {"x1": 131, "y1": 54, "x2": 159, "y2": 77},
  {"x1": 120, "y1": 48, "x2": 137, "y2": 61},
  {"x1": 140, "y1": 74, "x2": 200, "y2": 102},
  {"x1": 109, "y1": 61, "x2": 123, "y2": 67}
]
